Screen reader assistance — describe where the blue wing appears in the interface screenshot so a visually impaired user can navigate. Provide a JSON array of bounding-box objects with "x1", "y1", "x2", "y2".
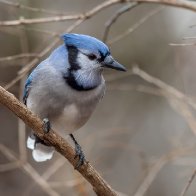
[
  {"x1": 23, "y1": 73, "x2": 34, "y2": 105},
  {"x1": 23, "y1": 58, "x2": 49, "y2": 105},
  {"x1": 23, "y1": 46, "x2": 66, "y2": 105}
]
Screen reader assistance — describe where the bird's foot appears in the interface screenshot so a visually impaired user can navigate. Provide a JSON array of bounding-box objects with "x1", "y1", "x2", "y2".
[
  {"x1": 74, "y1": 143, "x2": 85, "y2": 169},
  {"x1": 43, "y1": 118, "x2": 51, "y2": 133},
  {"x1": 70, "y1": 134, "x2": 85, "y2": 169}
]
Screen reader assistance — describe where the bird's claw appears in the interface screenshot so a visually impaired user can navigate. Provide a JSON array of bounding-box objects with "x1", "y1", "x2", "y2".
[
  {"x1": 74, "y1": 143, "x2": 85, "y2": 169},
  {"x1": 43, "y1": 118, "x2": 51, "y2": 133},
  {"x1": 69, "y1": 134, "x2": 85, "y2": 169}
]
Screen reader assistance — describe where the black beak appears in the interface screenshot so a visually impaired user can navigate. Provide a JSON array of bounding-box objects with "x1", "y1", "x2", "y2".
[{"x1": 102, "y1": 55, "x2": 126, "y2": 72}]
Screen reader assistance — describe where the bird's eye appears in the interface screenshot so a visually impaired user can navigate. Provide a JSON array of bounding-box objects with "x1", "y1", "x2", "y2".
[{"x1": 87, "y1": 54, "x2": 97, "y2": 60}]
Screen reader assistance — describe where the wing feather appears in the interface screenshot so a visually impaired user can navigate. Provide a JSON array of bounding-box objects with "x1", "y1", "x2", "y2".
[{"x1": 23, "y1": 72, "x2": 34, "y2": 105}]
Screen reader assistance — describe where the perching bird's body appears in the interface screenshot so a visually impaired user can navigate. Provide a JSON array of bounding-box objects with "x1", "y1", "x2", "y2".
[{"x1": 24, "y1": 34, "x2": 126, "y2": 165}]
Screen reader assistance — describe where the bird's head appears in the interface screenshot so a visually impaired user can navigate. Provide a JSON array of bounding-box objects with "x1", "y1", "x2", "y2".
[{"x1": 61, "y1": 34, "x2": 126, "y2": 73}]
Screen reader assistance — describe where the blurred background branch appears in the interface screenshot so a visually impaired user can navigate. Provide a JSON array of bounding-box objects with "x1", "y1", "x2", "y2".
[{"x1": 180, "y1": 169, "x2": 196, "y2": 196}]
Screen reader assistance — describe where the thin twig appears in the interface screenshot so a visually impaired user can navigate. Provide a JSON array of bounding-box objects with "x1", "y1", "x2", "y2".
[
  {"x1": 23, "y1": 163, "x2": 60, "y2": 196},
  {"x1": 132, "y1": 65, "x2": 196, "y2": 136},
  {"x1": 18, "y1": 26, "x2": 60, "y2": 36},
  {"x1": 0, "y1": 14, "x2": 82, "y2": 26},
  {"x1": 169, "y1": 42, "x2": 196, "y2": 46},
  {"x1": 0, "y1": 0, "x2": 75, "y2": 15},
  {"x1": 180, "y1": 169, "x2": 196, "y2": 196},
  {"x1": 134, "y1": 147, "x2": 195, "y2": 196},
  {"x1": 4, "y1": 39, "x2": 59, "y2": 90},
  {"x1": 103, "y1": 2, "x2": 138, "y2": 42},
  {"x1": 108, "y1": 6, "x2": 164, "y2": 45},
  {"x1": 109, "y1": 83, "x2": 196, "y2": 143},
  {"x1": 0, "y1": 161, "x2": 20, "y2": 172},
  {"x1": 168, "y1": 99, "x2": 196, "y2": 136},
  {"x1": 108, "y1": 66, "x2": 196, "y2": 140},
  {"x1": 0, "y1": 0, "x2": 122, "y2": 26},
  {"x1": 183, "y1": 36, "x2": 196, "y2": 40},
  {"x1": 0, "y1": 53, "x2": 39, "y2": 62},
  {"x1": 131, "y1": 65, "x2": 196, "y2": 112},
  {"x1": 0, "y1": 144, "x2": 59, "y2": 196},
  {"x1": 23, "y1": 158, "x2": 66, "y2": 196},
  {"x1": 134, "y1": 0, "x2": 196, "y2": 12},
  {"x1": 107, "y1": 70, "x2": 133, "y2": 82}
]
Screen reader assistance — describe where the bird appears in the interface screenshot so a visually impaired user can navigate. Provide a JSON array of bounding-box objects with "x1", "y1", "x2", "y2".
[{"x1": 24, "y1": 33, "x2": 126, "y2": 168}]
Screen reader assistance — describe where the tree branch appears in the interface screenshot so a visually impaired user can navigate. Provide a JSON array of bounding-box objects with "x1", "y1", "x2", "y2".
[
  {"x1": 0, "y1": 14, "x2": 82, "y2": 26},
  {"x1": 103, "y1": 2, "x2": 138, "y2": 42},
  {"x1": 0, "y1": 0, "x2": 74, "y2": 15},
  {"x1": 0, "y1": 0, "x2": 122, "y2": 26},
  {"x1": 0, "y1": 85, "x2": 117, "y2": 196},
  {"x1": 1, "y1": 0, "x2": 196, "y2": 26},
  {"x1": 180, "y1": 169, "x2": 196, "y2": 196},
  {"x1": 0, "y1": 53, "x2": 39, "y2": 63},
  {"x1": 134, "y1": 0, "x2": 196, "y2": 12},
  {"x1": 107, "y1": 6, "x2": 164, "y2": 45},
  {"x1": 133, "y1": 147, "x2": 194, "y2": 196},
  {"x1": 131, "y1": 65, "x2": 196, "y2": 111}
]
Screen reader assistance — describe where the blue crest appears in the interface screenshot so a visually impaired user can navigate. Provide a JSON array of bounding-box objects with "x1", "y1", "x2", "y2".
[{"x1": 61, "y1": 34, "x2": 110, "y2": 57}]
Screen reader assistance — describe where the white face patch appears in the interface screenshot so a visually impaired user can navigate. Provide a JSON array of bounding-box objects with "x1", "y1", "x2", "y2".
[{"x1": 77, "y1": 52, "x2": 100, "y2": 70}]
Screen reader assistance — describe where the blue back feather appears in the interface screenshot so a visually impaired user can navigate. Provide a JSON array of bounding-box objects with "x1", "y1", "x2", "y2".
[{"x1": 23, "y1": 72, "x2": 34, "y2": 104}]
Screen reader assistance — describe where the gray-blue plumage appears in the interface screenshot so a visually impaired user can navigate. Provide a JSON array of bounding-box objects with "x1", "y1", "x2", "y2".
[{"x1": 24, "y1": 33, "x2": 126, "y2": 162}]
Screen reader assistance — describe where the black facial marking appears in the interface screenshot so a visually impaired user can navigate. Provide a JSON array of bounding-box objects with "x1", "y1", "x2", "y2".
[
  {"x1": 97, "y1": 50, "x2": 110, "y2": 63},
  {"x1": 64, "y1": 45, "x2": 96, "y2": 91},
  {"x1": 63, "y1": 73, "x2": 95, "y2": 91},
  {"x1": 67, "y1": 45, "x2": 80, "y2": 71}
]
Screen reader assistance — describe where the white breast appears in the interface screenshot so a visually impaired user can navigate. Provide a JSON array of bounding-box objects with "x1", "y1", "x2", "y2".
[{"x1": 51, "y1": 104, "x2": 80, "y2": 135}]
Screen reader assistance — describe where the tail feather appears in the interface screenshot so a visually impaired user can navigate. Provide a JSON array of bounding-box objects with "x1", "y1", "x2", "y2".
[
  {"x1": 27, "y1": 135, "x2": 54, "y2": 162},
  {"x1": 27, "y1": 136, "x2": 35, "y2": 150}
]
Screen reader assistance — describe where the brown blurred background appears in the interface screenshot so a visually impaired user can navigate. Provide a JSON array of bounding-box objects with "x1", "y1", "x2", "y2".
[{"x1": 1, "y1": 0, "x2": 196, "y2": 196}]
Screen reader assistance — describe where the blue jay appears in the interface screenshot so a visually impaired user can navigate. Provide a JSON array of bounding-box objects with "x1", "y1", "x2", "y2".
[{"x1": 24, "y1": 34, "x2": 126, "y2": 167}]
